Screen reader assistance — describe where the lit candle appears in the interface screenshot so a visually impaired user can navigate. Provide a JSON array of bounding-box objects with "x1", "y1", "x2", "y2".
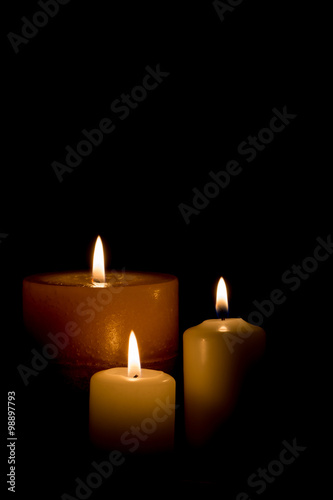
[
  {"x1": 89, "y1": 331, "x2": 176, "y2": 453},
  {"x1": 22, "y1": 236, "x2": 178, "y2": 386},
  {"x1": 183, "y1": 277, "x2": 266, "y2": 446},
  {"x1": 92, "y1": 235, "x2": 105, "y2": 285}
]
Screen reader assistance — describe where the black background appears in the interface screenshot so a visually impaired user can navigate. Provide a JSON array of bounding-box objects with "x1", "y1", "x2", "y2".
[{"x1": 2, "y1": 1, "x2": 331, "y2": 499}]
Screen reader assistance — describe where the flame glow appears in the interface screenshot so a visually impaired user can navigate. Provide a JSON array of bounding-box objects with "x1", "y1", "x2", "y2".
[
  {"x1": 92, "y1": 236, "x2": 105, "y2": 284},
  {"x1": 216, "y1": 277, "x2": 228, "y2": 319},
  {"x1": 128, "y1": 331, "x2": 141, "y2": 378}
]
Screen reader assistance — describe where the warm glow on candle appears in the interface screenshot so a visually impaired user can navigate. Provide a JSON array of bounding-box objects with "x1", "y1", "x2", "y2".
[
  {"x1": 216, "y1": 277, "x2": 228, "y2": 319},
  {"x1": 92, "y1": 236, "x2": 105, "y2": 284},
  {"x1": 128, "y1": 331, "x2": 141, "y2": 378}
]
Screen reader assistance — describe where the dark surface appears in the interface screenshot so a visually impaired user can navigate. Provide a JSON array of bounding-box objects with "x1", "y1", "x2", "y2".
[{"x1": 2, "y1": 1, "x2": 331, "y2": 498}]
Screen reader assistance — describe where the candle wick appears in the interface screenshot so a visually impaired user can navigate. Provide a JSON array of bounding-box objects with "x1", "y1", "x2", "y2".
[
  {"x1": 216, "y1": 307, "x2": 228, "y2": 321},
  {"x1": 133, "y1": 374, "x2": 138, "y2": 378}
]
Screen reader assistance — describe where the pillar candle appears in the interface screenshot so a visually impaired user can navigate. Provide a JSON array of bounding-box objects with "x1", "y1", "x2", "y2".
[
  {"x1": 183, "y1": 277, "x2": 265, "y2": 446},
  {"x1": 89, "y1": 332, "x2": 176, "y2": 453},
  {"x1": 22, "y1": 237, "x2": 178, "y2": 387}
]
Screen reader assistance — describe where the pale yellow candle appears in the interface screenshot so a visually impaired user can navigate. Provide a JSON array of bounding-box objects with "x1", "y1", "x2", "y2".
[
  {"x1": 183, "y1": 278, "x2": 265, "y2": 446},
  {"x1": 89, "y1": 332, "x2": 176, "y2": 453}
]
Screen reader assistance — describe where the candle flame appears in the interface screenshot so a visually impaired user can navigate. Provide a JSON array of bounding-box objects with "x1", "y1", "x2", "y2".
[
  {"x1": 128, "y1": 331, "x2": 141, "y2": 378},
  {"x1": 216, "y1": 277, "x2": 228, "y2": 320},
  {"x1": 92, "y1": 236, "x2": 105, "y2": 284}
]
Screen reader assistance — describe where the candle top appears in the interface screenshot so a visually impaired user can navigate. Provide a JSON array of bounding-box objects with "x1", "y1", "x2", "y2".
[
  {"x1": 92, "y1": 367, "x2": 174, "y2": 383},
  {"x1": 201, "y1": 318, "x2": 248, "y2": 332},
  {"x1": 186, "y1": 318, "x2": 264, "y2": 337},
  {"x1": 23, "y1": 271, "x2": 177, "y2": 288}
]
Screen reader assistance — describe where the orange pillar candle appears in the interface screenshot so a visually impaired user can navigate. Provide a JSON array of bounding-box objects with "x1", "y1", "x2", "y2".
[{"x1": 22, "y1": 237, "x2": 178, "y2": 385}]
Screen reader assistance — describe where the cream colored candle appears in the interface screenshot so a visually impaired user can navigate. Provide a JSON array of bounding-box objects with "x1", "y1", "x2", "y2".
[
  {"x1": 183, "y1": 278, "x2": 265, "y2": 446},
  {"x1": 89, "y1": 332, "x2": 176, "y2": 453}
]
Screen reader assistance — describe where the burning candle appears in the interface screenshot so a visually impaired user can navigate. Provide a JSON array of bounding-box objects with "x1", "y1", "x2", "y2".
[
  {"x1": 22, "y1": 237, "x2": 178, "y2": 387},
  {"x1": 183, "y1": 277, "x2": 266, "y2": 446},
  {"x1": 92, "y1": 235, "x2": 105, "y2": 285},
  {"x1": 89, "y1": 331, "x2": 176, "y2": 453}
]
